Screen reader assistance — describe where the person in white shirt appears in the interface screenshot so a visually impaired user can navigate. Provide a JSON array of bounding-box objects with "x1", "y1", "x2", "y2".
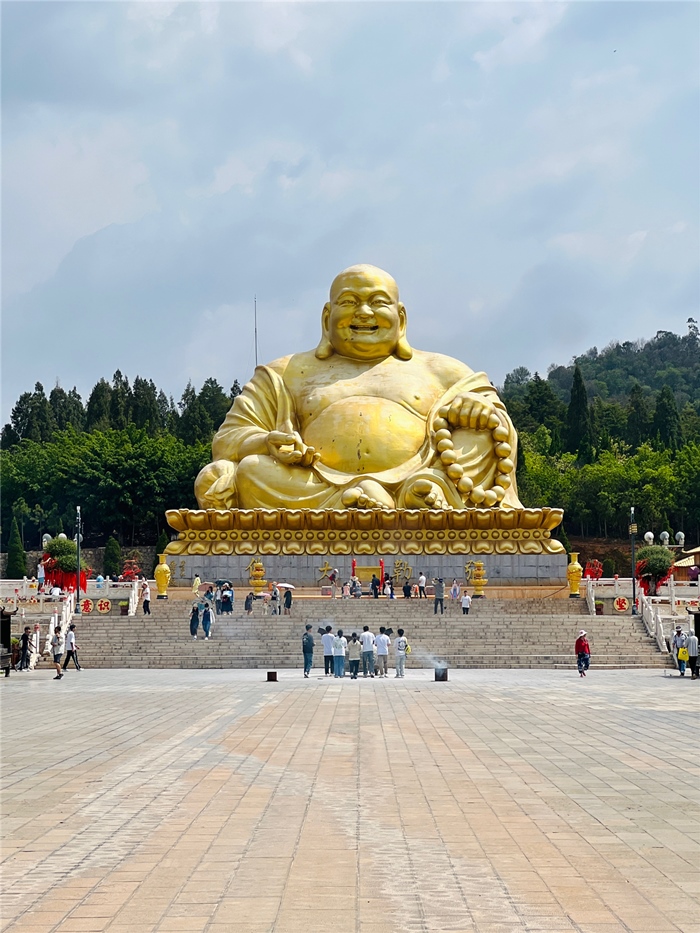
[
  {"x1": 50, "y1": 626, "x2": 65, "y2": 680},
  {"x1": 360, "y1": 626, "x2": 375, "y2": 677},
  {"x1": 321, "y1": 625, "x2": 335, "y2": 676},
  {"x1": 374, "y1": 626, "x2": 391, "y2": 678},
  {"x1": 418, "y1": 573, "x2": 427, "y2": 599},
  {"x1": 687, "y1": 631, "x2": 699, "y2": 679},
  {"x1": 671, "y1": 625, "x2": 689, "y2": 676},
  {"x1": 333, "y1": 629, "x2": 347, "y2": 678},
  {"x1": 394, "y1": 628, "x2": 409, "y2": 678},
  {"x1": 141, "y1": 580, "x2": 151, "y2": 615},
  {"x1": 62, "y1": 623, "x2": 82, "y2": 671},
  {"x1": 461, "y1": 590, "x2": 472, "y2": 615}
]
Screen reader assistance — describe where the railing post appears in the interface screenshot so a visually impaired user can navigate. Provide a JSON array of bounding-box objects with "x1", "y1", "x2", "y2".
[{"x1": 669, "y1": 575, "x2": 676, "y2": 615}]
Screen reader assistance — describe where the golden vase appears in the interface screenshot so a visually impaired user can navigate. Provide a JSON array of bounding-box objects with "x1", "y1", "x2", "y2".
[
  {"x1": 472, "y1": 561, "x2": 488, "y2": 598},
  {"x1": 567, "y1": 552, "x2": 583, "y2": 598},
  {"x1": 154, "y1": 553, "x2": 171, "y2": 599}
]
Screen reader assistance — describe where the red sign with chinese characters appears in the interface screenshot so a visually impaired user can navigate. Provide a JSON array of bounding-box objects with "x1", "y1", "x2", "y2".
[
  {"x1": 96, "y1": 599, "x2": 112, "y2": 614},
  {"x1": 80, "y1": 598, "x2": 94, "y2": 614},
  {"x1": 614, "y1": 596, "x2": 630, "y2": 612}
]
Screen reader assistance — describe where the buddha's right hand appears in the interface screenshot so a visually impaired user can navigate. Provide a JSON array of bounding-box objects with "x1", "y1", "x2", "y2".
[{"x1": 266, "y1": 431, "x2": 320, "y2": 467}]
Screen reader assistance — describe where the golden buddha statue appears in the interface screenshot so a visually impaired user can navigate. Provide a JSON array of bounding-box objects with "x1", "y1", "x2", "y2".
[{"x1": 195, "y1": 264, "x2": 522, "y2": 513}]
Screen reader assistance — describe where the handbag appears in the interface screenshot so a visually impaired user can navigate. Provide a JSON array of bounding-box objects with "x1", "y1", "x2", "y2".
[{"x1": 677, "y1": 647, "x2": 689, "y2": 662}]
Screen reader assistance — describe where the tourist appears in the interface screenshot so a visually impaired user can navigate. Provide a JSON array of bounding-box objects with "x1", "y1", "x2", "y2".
[
  {"x1": 433, "y1": 577, "x2": 445, "y2": 615},
  {"x1": 204, "y1": 585, "x2": 215, "y2": 610},
  {"x1": 141, "y1": 579, "x2": 151, "y2": 615},
  {"x1": 353, "y1": 578, "x2": 363, "y2": 598},
  {"x1": 50, "y1": 626, "x2": 65, "y2": 680},
  {"x1": 461, "y1": 590, "x2": 472, "y2": 615},
  {"x1": 201, "y1": 603, "x2": 212, "y2": 640},
  {"x1": 192, "y1": 573, "x2": 201, "y2": 596},
  {"x1": 37, "y1": 560, "x2": 45, "y2": 591},
  {"x1": 672, "y1": 625, "x2": 689, "y2": 676},
  {"x1": 342, "y1": 581, "x2": 351, "y2": 599},
  {"x1": 270, "y1": 583, "x2": 280, "y2": 616},
  {"x1": 189, "y1": 604, "x2": 200, "y2": 639},
  {"x1": 329, "y1": 569, "x2": 339, "y2": 599},
  {"x1": 347, "y1": 633, "x2": 361, "y2": 679},
  {"x1": 394, "y1": 628, "x2": 409, "y2": 678},
  {"x1": 18, "y1": 626, "x2": 32, "y2": 671},
  {"x1": 333, "y1": 629, "x2": 347, "y2": 678},
  {"x1": 575, "y1": 630, "x2": 590, "y2": 677},
  {"x1": 687, "y1": 630, "x2": 698, "y2": 679},
  {"x1": 450, "y1": 579, "x2": 460, "y2": 601},
  {"x1": 321, "y1": 625, "x2": 335, "y2": 675},
  {"x1": 214, "y1": 585, "x2": 223, "y2": 615},
  {"x1": 302, "y1": 624, "x2": 314, "y2": 678},
  {"x1": 244, "y1": 592, "x2": 254, "y2": 615},
  {"x1": 418, "y1": 572, "x2": 427, "y2": 599},
  {"x1": 360, "y1": 625, "x2": 375, "y2": 677},
  {"x1": 63, "y1": 623, "x2": 82, "y2": 671},
  {"x1": 283, "y1": 588, "x2": 293, "y2": 616},
  {"x1": 221, "y1": 585, "x2": 233, "y2": 614},
  {"x1": 371, "y1": 574, "x2": 380, "y2": 599},
  {"x1": 402, "y1": 580, "x2": 412, "y2": 598},
  {"x1": 375, "y1": 626, "x2": 390, "y2": 677}
]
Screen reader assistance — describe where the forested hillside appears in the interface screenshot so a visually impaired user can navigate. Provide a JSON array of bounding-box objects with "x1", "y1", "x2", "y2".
[{"x1": 1, "y1": 323, "x2": 698, "y2": 550}]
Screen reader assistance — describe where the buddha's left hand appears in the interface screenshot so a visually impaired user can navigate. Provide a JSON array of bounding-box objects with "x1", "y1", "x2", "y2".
[{"x1": 443, "y1": 395, "x2": 501, "y2": 431}]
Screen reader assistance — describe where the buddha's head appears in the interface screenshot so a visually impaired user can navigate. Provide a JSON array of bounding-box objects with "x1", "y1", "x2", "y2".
[{"x1": 316, "y1": 264, "x2": 412, "y2": 361}]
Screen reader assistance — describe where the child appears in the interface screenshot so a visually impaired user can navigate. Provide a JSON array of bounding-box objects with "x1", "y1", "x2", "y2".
[
  {"x1": 244, "y1": 592, "x2": 254, "y2": 615},
  {"x1": 347, "y1": 633, "x2": 361, "y2": 679},
  {"x1": 394, "y1": 628, "x2": 408, "y2": 678}
]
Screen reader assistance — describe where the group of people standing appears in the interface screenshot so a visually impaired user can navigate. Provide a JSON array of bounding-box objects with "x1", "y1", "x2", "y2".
[
  {"x1": 671, "y1": 624, "x2": 699, "y2": 678},
  {"x1": 302, "y1": 624, "x2": 410, "y2": 679}
]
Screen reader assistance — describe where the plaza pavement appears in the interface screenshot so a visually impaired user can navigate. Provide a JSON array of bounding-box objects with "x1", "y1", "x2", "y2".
[{"x1": 1, "y1": 668, "x2": 698, "y2": 933}]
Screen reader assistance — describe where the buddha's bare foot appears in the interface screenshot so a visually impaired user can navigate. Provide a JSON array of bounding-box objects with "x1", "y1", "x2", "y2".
[
  {"x1": 341, "y1": 481, "x2": 394, "y2": 509},
  {"x1": 405, "y1": 478, "x2": 449, "y2": 510}
]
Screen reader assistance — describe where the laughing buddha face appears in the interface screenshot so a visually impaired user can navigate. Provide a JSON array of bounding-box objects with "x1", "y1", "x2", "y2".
[{"x1": 319, "y1": 265, "x2": 409, "y2": 362}]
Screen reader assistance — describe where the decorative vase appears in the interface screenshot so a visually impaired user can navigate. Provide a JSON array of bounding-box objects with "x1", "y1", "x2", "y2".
[
  {"x1": 249, "y1": 559, "x2": 267, "y2": 596},
  {"x1": 472, "y1": 561, "x2": 488, "y2": 598},
  {"x1": 154, "y1": 554, "x2": 171, "y2": 600},
  {"x1": 567, "y1": 552, "x2": 583, "y2": 598}
]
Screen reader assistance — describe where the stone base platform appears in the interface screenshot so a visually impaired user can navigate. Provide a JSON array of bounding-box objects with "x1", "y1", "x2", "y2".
[{"x1": 164, "y1": 552, "x2": 568, "y2": 587}]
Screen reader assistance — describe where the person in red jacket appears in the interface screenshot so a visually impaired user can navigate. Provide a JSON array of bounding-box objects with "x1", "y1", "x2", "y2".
[{"x1": 575, "y1": 630, "x2": 590, "y2": 677}]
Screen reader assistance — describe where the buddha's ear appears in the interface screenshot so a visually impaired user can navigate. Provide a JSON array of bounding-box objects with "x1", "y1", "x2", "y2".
[
  {"x1": 395, "y1": 303, "x2": 413, "y2": 361},
  {"x1": 315, "y1": 303, "x2": 334, "y2": 359}
]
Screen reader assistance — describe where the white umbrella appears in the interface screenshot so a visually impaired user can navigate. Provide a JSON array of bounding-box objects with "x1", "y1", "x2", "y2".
[{"x1": 277, "y1": 582, "x2": 296, "y2": 589}]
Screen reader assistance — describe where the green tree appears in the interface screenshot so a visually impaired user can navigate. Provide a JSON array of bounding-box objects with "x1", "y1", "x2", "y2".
[
  {"x1": 49, "y1": 385, "x2": 85, "y2": 431},
  {"x1": 8, "y1": 383, "x2": 56, "y2": 442},
  {"x1": 104, "y1": 536, "x2": 122, "y2": 576},
  {"x1": 635, "y1": 545, "x2": 674, "y2": 596},
  {"x1": 176, "y1": 382, "x2": 213, "y2": 445},
  {"x1": 6, "y1": 516, "x2": 27, "y2": 578},
  {"x1": 523, "y1": 374, "x2": 567, "y2": 436},
  {"x1": 131, "y1": 377, "x2": 160, "y2": 430},
  {"x1": 86, "y1": 380, "x2": 112, "y2": 431},
  {"x1": 626, "y1": 383, "x2": 650, "y2": 449},
  {"x1": 198, "y1": 378, "x2": 231, "y2": 430},
  {"x1": 652, "y1": 386, "x2": 682, "y2": 451},
  {"x1": 110, "y1": 371, "x2": 132, "y2": 430},
  {"x1": 12, "y1": 497, "x2": 31, "y2": 546},
  {"x1": 566, "y1": 365, "x2": 594, "y2": 462}
]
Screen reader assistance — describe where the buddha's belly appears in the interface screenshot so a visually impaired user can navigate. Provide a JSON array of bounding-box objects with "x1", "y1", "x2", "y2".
[{"x1": 303, "y1": 397, "x2": 425, "y2": 474}]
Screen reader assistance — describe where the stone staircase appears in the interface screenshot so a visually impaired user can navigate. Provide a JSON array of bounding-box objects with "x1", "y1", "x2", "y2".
[{"x1": 70, "y1": 597, "x2": 672, "y2": 671}]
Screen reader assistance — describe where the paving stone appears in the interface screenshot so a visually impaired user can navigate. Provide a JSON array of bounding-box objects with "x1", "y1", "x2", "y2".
[{"x1": 1, "y1": 669, "x2": 696, "y2": 932}]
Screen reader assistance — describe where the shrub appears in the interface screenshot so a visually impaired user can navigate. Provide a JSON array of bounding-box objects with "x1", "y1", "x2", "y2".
[
  {"x1": 104, "y1": 537, "x2": 122, "y2": 576},
  {"x1": 635, "y1": 545, "x2": 674, "y2": 596},
  {"x1": 602, "y1": 558, "x2": 615, "y2": 578},
  {"x1": 6, "y1": 517, "x2": 27, "y2": 578},
  {"x1": 45, "y1": 537, "x2": 78, "y2": 573}
]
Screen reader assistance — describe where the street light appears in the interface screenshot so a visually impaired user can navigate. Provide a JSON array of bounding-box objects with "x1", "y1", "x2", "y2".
[
  {"x1": 74, "y1": 507, "x2": 82, "y2": 614},
  {"x1": 629, "y1": 506, "x2": 637, "y2": 615}
]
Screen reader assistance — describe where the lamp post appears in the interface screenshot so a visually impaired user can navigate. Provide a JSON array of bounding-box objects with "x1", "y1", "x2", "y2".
[
  {"x1": 629, "y1": 506, "x2": 637, "y2": 615},
  {"x1": 75, "y1": 506, "x2": 82, "y2": 614}
]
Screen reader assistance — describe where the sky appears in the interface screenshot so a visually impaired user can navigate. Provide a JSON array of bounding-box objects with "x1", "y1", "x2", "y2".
[{"x1": 2, "y1": 1, "x2": 699, "y2": 421}]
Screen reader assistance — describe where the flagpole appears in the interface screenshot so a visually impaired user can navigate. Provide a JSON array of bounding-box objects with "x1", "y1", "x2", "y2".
[{"x1": 254, "y1": 295, "x2": 258, "y2": 368}]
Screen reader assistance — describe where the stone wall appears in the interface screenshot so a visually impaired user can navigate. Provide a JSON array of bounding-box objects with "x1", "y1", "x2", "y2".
[{"x1": 165, "y1": 552, "x2": 568, "y2": 587}]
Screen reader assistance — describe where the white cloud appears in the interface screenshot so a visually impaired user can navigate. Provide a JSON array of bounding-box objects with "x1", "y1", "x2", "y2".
[
  {"x1": 3, "y1": 117, "x2": 157, "y2": 298},
  {"x1": 549, "y1": 229, "x2": 649, "y2": 264},
  {"x1": 470, "y1": 2, "x2": 568, "y2": 72}
]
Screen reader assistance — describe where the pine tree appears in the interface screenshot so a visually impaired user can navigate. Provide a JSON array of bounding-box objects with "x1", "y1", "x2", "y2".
[
  {"x1": 652, "y1": 386, "x2": 682, "y2": 450},
  {"x1": 524, "y1": 373, "x2": 567, "y2": 436},
  {"x1": 198, "y1": 378, "x2": 231, "y2": 430},
  {"x1": 103, "y1": 537, "x2": 122, "y2": 577},
  {"x1": 566, "y1": 365, "x2": 594, "y2": 461},
  {"x1": 6, "y1": 516, "x2": 27, "y2": 578},
  {"x1": 110, "y1": 371, "x2": 132, "y2": 430},
  {"x1": 176, "y1": 382, "x2": 213, "y2": 445},
  {"x1": 9, "y1": 383, "x2": 56, "y2": 442},
  {"x1": 132, "y1": 377, "x2": 161, "y2": 430},
  {"x1": 49, "y1": 384, "x2": 85, "y2": 431},
  {"x1": 86, "y1": 380, "x2": 112, "y2": 431},
  {"x1": 626, "y1": 383, "x2": 650, "y2": 449}
]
